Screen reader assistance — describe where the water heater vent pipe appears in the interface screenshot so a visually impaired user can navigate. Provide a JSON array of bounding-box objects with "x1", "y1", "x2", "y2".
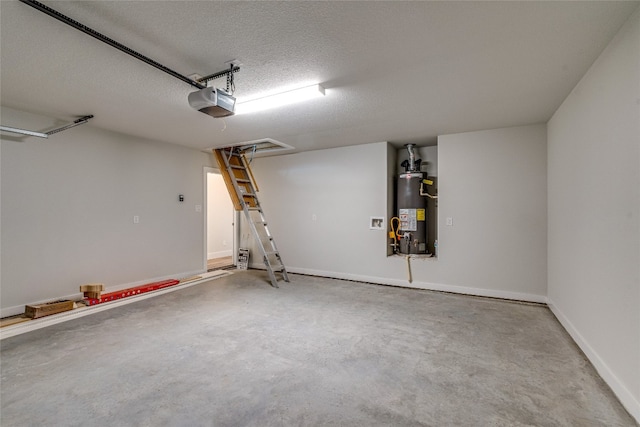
[
  {"x1": 407, "y1": 144, "x2": 416, "y2": 170},
  {"x1": 402, "y1": 144, "x2": 422, "y2": 173}
]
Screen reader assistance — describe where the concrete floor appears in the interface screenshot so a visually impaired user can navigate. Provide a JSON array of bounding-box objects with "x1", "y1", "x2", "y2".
[{"x1": 0, "y1": 271, "x2": 635, "y2": 426}]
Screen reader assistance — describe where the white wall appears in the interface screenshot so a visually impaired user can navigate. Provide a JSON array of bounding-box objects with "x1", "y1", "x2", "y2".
[
  {"x1": 547, "y1": 8, "x2": 640, "y2": 420},
  {"x1": 1, "y1": 107, "x2": 213, "y2": 315},
  {"x1": 437, "y1": 125, "x2": 547, "y2": 297},
  {"x1": 246, "y1": 143, "x2": 390, "y2": 274},
  {"x1": 249, "y1": 123, "x2": 547, "y2": 301},
  {"x1": 207, "y1": 172, "x2": 233, "y2": 259}
]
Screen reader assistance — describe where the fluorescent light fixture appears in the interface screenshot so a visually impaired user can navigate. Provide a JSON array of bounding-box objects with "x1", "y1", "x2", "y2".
[{"x1": 235, "y1": 84, "x2": 325, "y2": 115}]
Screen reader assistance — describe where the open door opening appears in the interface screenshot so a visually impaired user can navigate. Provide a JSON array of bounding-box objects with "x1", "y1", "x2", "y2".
[{"x1": 206, "y1": 169, "x2": 236, "y2": 271}]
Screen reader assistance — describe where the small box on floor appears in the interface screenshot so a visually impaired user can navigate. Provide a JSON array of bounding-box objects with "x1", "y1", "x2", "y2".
[
  {"x1": 237, "y1": 248, "x2": 249, "y2": 270},
  {"x1": 25, "y1": 300, "x2": 74, "y2": 319}
]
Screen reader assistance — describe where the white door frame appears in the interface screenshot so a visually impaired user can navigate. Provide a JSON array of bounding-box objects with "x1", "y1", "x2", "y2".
[{"x1": 203, "y1": 167, "x2": 239, "y2": 270}]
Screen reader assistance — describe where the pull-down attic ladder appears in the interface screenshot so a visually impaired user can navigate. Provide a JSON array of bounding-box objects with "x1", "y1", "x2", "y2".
[{"x1": 213, "y1": 147, "x2": 289, "y2": 288}]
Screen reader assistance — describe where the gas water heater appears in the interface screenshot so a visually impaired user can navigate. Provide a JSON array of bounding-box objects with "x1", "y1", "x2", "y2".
[{"x1": 397, "y1": 144, "x2": 428, "y2": 254}]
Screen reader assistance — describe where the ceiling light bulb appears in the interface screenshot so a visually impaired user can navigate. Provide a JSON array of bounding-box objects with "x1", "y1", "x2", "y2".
[{"x1": 235, "y1": 84, "x2": 325, "y2": 115}]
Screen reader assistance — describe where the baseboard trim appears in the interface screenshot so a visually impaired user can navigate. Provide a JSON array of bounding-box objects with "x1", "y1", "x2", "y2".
[
  {"x1": 0, "y1": 270, "x2": 230, "y2": 340},
  {"x1": 250, "y1": 264, "x2": 547, "y2": 304},
  {"x1": 0, "y1": 269, "x2": 206, "y2": 319},
  {"x1": 1, "y1": 293, "x2": 83, "y2": 319},
  {"x1": 548, "y1": 299, "x2": 640, "y2": 423}
]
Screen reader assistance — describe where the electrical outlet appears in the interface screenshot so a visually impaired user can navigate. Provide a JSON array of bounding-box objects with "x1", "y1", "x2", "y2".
[
  {"x1": 446, "y1": 217, "x2": 453, "y2": 226},
  {"x1": 195, "y1": 205, "x2": 202, "y2": 212},
  {"x1": 312, "y1": 214, "x2": 317, "y2": 221},
  {"x1": 133, "y1": 215, "x2": 140, "y2": 224}
]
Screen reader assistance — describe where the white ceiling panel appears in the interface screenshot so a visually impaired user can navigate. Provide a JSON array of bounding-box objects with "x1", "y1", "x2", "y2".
[{"x1": 1, "y1": 1, "x2": 638, "y2": 152}]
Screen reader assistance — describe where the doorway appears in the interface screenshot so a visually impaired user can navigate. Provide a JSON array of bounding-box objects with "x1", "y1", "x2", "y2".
[{"x1": 205, "y1": 169, "x2": 236, "y2": 271}]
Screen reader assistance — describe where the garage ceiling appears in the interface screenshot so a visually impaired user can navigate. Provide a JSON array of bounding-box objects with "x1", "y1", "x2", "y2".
[{"x1": 1, "y1": 1, "x2": 637, "y2": 153}]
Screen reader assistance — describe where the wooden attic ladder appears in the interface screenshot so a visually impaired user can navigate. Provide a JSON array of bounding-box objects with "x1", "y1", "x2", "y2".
[{"x1": 213, "y1": 147, "x2": 289, "y2": 288}]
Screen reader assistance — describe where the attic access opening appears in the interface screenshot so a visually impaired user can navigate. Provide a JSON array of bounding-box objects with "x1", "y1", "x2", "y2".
[{"x1": 210, "y1": 138, "x2": 295, "y2": 158}]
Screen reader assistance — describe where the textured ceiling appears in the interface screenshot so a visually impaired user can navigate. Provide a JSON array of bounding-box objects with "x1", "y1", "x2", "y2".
[{"x1": 1, "y1": 1, "x2": 638, "y2": 153}]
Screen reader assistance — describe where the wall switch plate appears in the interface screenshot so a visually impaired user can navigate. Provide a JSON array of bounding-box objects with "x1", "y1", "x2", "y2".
[
  {"x1": 195, "y1": 205, "x2": 202, "y2": 212},
  {"x1": 133, "y1": 215, "x2": 140, "y2": 224},
  {"x1": 446, "y1": 217, "x2": 453, "y2": 226}
]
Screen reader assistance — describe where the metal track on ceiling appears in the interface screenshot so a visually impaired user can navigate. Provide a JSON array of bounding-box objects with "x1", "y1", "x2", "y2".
[
  {"x1": 1, "y1": 115, "x2": 94, "y2": 138},
  {"x1": 18, "y1": 0, "x2": 239, "y2": 89}
]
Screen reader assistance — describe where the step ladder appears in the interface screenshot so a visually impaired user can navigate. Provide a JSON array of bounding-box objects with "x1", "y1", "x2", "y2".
[{"x1": 213, "y1": 147, "x2": 289, "y2": 288}]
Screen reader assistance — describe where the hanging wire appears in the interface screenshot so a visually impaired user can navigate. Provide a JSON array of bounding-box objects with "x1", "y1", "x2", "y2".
[
  {"x1": 198, "y1": 65, "x2": 240, "y2": 86},
  {"x1": 226, "y1": 63, "x2": 236, "y2": 95},
  {"x1": 248, "y1": 144, "x2": 257, "y2": 163}
]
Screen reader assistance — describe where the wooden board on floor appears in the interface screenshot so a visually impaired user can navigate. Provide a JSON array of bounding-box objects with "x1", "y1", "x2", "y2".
[
  {"x1": 0, "y1": 315, "x2": 31, "y2": 328},
  {"x1": 25, "y1": 300, "x2": 75, "y2": 319},
  {"x1": 208, "y1": 256, "x2": 233, "y2": 270}
]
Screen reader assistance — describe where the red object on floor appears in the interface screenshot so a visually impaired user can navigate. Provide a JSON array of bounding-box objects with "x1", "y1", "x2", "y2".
[{"x1": 84, "y1": 279, "x2": 180, "y2": 305}]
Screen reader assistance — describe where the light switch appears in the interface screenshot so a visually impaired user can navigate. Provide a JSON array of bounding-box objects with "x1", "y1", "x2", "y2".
[{"x1": 446, "y1": 217, "x2": 453, "y2": 226}]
